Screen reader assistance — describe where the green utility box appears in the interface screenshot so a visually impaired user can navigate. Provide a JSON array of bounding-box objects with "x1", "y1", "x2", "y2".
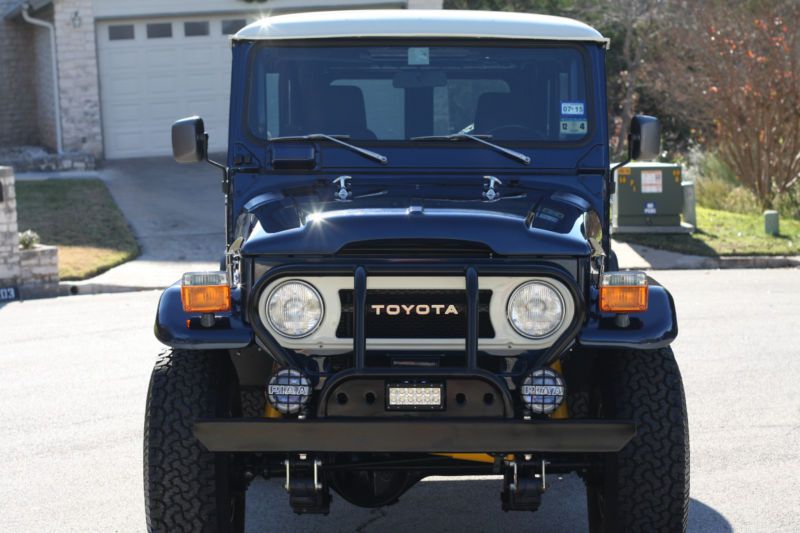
[{"x1": 612, "y1": 162, "x2": 688, "y2": 233}]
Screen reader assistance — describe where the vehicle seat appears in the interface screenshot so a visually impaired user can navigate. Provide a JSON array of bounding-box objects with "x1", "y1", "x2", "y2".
[{"x1": 322, "y1": 86, "x2": 377, "y2": 140}]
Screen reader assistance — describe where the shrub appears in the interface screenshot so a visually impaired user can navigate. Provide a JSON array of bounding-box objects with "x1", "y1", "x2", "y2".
[
  {"x1": 723, "y1": 187, "x2": 760, "y2": 216},
  {"x1": 775, "y1": 188, "x2": 800, "y2": 220},
  {"x1": 18, "y1": 229, "x2": 40, "y2": 250},
  {"x1": 689, "y1": 150, "x2": 761, "y2": 215}
]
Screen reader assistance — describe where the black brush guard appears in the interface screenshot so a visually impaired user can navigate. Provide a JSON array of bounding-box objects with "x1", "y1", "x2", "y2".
[{"x1": 194, "y1": 264, "x2": 636, "y2": 454}]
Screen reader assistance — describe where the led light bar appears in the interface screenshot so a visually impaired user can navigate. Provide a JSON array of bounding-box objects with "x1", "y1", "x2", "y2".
[{"x1": 386, "y1": 382, "x2": 444, "y2": 410}]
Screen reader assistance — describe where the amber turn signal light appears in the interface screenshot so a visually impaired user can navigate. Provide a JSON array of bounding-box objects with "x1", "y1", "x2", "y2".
[
  {"x1": 599, "y1": 271, "x2": 648, "y2": 313},
  {"x1": 181, "y1": 272, "x2": 231, "y2": 313}
]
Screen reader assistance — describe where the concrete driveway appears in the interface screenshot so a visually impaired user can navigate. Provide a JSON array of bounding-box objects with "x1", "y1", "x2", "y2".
[
  {"x1": 101, "y1": 157, "x2": 225, "y2": 263},
  {"x1": 71, "y1": 157, "x2": 225, "y2": 291},
  {"x1": 2, "y1": 269, "x2": 799, "y2": 531}
]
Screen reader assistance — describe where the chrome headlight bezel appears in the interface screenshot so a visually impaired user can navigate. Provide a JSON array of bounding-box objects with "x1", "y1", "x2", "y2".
[
  {"x1": 506, "y1": 280, "x2": 566, "y2": 339},
  {"x1": 263, "y1": 279, "x2": 325, "y2": 339}
]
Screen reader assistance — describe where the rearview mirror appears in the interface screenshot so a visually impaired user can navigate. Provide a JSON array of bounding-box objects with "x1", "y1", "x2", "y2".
[
  {"x1": 393, "y1": 70, "x2": 447, "y2": 89},
  {"x1": 628, "y1": 115, "x2": 660, "y2": 161},
  {"x1": 172, "y1": 116, "x2": 206, "y2": 164}
]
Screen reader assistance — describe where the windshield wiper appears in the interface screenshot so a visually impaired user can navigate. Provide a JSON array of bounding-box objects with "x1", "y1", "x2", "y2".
[
  {"x1": 411, "y1": 133, "x2": 531, "y2": 165},
  {"x1": 268, "y1": 133, "x2": 388, "y2": 165}
]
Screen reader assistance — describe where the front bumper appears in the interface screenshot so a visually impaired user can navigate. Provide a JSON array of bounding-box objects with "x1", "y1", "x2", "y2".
[{"x1": 194, "y1": 418, "x2": 635, "y2": 453}]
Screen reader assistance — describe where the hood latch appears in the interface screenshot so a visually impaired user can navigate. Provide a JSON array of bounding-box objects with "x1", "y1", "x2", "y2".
[
  {"x1": 483, "y1": 175, "x2": 502, "y2": 201},
  {"x1": 333, "y1": 175, "x2": 352, "y2": 201}
]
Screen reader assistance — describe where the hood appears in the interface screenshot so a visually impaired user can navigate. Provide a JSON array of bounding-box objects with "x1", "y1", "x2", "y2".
[{"x1": 238, "y1": 175, "x2": 599, "y2": 257}]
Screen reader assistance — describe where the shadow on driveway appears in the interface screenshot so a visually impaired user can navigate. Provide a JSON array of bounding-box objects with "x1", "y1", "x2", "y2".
[{"x1": 245, "y1": 474, "x2": 731, "y2": 532}]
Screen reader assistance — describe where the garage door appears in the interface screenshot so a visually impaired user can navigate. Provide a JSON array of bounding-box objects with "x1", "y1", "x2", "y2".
[{"x1": 97, "y1": 16, "x2": 249, "y2": 159}]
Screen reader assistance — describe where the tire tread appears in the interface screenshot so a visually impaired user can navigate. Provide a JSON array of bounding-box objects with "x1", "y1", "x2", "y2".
[{"x1": 602, "y1": 347, "x2": 690, "y2": 532}]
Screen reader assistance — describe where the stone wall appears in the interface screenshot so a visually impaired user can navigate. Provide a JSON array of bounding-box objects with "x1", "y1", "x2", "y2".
[
  {"x1": 19, "y1": 244, "x2": 59, "y2": 298},
  {"x1": 53, "y1": 0, "x2": 103, "y2": 157},
  {"x1": 407, "y1": 0, "x2": 443, "y2": 7},
  {"x1": 0, "y1": 165, "x2": 59, "y2": 299},
  {"x1": 0, "y1": 166, "x2": 21, "y2": 285},
  {"x1": 0, "y1": 0, "x2": 38, "y2": 147}
]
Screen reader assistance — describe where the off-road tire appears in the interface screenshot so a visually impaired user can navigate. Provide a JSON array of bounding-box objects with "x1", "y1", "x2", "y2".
[
  {"x1": 240, "y1": 386, "x2": 266, "y2": 418},
  {"x1": 587, "y1": 347, "x2": 689, "y2": 533},
  {"x1": 144, "y1": 349, "x2": 245, "y2": 533}
]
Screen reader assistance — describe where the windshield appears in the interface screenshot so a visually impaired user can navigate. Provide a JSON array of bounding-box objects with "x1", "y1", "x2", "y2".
[{"x1": 247, "y1": 43, "x2": 590, "y2": 143}]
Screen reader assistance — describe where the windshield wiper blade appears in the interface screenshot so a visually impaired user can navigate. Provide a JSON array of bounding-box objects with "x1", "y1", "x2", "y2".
[
  {"x1": 268, "y1": 133, "x2": 388, "y2": 165},
  {"x1": 411, "y1": 133, "x2": 531, "y2": 165}
]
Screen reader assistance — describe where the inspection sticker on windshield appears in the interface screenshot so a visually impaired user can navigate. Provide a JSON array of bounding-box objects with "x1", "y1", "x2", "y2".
[
  {"x1": 560, "y1": 101, "x2": 586, "y2": 116},
  {"x1": 560, "y1": 118, "x2": 587, "y2": 134},
  {"x1": 408, "y1": 47, "x2": 430, "y2": 65}
]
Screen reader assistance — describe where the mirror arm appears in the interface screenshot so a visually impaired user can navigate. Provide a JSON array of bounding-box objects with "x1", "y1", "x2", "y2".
[
  {"x1": 610, "y1": 158, "x2": 630, "y2": 174},
  {"x1": 199, "y1": 133, "x2": 232, "y2": 245},
  {"x1": 208, "y1": 157, "x2": 228, "y2": 181},
  {"x1": 612, "y1": 129, "x2": 637, "y2": 174},
  {"x1": 200, "y1": 133, "x2": 230, "y2": 187}
]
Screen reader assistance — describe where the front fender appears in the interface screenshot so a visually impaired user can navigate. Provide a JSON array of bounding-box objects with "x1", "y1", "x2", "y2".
[
  {"x1": 577, "y1": 280, "x2": 678, "y2": 350},
  {"x1": 154, "y1": 283, "x2": 253, "y2": 350}
]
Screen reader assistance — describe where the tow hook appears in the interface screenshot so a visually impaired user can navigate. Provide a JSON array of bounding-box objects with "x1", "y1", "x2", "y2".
[
  {"x1": 501, "y1": 458, "x2": 548, "y2": 512},
  {"x1": 284, "y1": 455, "x2": 331, "y2": 515}
]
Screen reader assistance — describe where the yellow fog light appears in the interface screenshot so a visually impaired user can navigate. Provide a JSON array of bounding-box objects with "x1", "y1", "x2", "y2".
[{"x1": 181, "y1": 272, "x2": 231, "y2": 313}]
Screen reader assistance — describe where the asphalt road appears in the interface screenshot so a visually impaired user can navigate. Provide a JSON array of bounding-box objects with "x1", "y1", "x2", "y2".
[{"x1": 1, "y1": 269, "x2": 799, "y2": 532}]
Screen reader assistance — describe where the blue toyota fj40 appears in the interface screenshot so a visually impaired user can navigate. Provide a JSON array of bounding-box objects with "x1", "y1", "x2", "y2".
[{"x1": 145, "y1": 10, "x2": 688, "y2": 532}]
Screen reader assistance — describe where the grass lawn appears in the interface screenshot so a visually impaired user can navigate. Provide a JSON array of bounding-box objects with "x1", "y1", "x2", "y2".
[
  {"x1": 16, "y1": 179, "x2": 139, "y2": 280},
  {"x1": 615, "y1": 206, "x2": 800, "y2": 257}
]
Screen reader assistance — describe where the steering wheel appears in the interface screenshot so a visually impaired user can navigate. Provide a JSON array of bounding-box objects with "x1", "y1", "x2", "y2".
[{"x1": 487, "y1": 124, "x2": 545, "y2": 140}]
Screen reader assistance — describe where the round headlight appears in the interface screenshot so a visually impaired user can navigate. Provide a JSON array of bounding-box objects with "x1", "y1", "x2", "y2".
[
  {"x1": 266, "y1": 280, "x2": 324, "y2": 338},
  {"x1": 507, "y1": 281, "x2": 565, "y2": 339}
]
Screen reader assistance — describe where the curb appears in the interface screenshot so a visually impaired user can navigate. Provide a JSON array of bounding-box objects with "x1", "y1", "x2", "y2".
[
  {"x1": 53, "y1": 256, "x2": 799, "y2": 297},
  {"x1": 59, "y1": 281, "x2": 165, "y2": 296},
  {"x1": 715, "y1": 255, "x2": 800, "y2": 269}
]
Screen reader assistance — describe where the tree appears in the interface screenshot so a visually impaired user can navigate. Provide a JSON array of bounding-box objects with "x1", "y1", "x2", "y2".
[
  {"x1": 443, "y1": 1, "x2": 581, "y2": 13},
  {"x1": 580, "y1": 1, "x2": 663, "y2": 158},
  {"x1": 653, "y1": 0, "x2": 800, "y2": 209},
  {"x1": 445, "y1": 0, "x2": 665, "y2": 159}
]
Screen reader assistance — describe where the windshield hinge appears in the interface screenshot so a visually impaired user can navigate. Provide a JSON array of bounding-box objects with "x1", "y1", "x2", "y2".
[
  {"x1": 483, "y1": 175, "x2": 502, "y2": 201},
  {"x1": 333, "y1": 175, "x2": 352, "y2": 201}
]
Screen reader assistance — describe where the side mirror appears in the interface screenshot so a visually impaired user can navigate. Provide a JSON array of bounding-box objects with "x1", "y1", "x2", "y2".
[
  {"x1": 172, "y1": 116, "x2": 206, "y2": 163},
  {"x1": 628, "y1": 115, "x2": 660, "y2": 161}
]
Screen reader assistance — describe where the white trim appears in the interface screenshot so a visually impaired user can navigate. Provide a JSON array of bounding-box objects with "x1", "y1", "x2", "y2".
[
  {"x1": 235, "y1": 9, "x2": 607, "y2": 44},
  {"x1": 256, "y1": 275, "x2": 576, "y2": 356},
  {"x1": 90, "y1": 0, "x2": 405, "y2": 21}
]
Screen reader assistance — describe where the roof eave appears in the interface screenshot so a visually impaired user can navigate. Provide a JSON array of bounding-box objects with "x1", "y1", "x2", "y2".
[{"x1": 3, "y1": 0, "x2": 53, "y2": 20}]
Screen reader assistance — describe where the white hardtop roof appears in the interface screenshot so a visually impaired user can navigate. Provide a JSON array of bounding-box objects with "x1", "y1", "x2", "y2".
[{"x1": 234, "y1": 10, "x2": 607, "y2": 45}]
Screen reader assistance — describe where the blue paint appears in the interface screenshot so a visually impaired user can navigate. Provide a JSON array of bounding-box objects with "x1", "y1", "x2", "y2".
[{"x1": 155, "y1": 39, "x2": 676, "y2": 355}]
